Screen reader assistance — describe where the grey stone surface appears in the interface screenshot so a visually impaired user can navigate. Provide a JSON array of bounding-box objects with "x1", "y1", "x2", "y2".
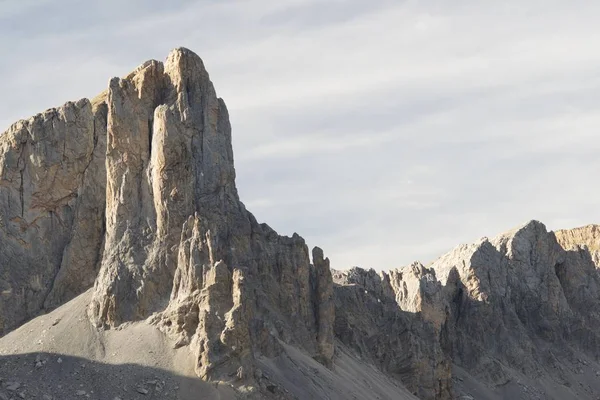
[
  {"x1": 334, "y1": 220, "x2": 600, "y2": 399},
  {"x1": 0, "y1": 95, "x2": 106, "y2": 334},
  {"x1": 85, "y1": 48, "x2": 335, "y2": 384}
]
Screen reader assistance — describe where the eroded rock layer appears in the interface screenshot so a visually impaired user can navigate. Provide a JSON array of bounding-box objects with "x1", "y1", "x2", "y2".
[{"x1": 332, "y1": 267, "x2": 452, "y2": 399}]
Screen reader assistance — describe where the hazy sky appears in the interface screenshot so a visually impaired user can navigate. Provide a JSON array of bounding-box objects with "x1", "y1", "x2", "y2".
[{"x1": 1, "y1": 0, "x2": 599, "y2": 270}]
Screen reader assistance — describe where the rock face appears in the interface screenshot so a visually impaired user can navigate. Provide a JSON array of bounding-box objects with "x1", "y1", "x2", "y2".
[
  {"x1": 429, "y1": 224, "x2": 560, "y2": 385},
  {"x1": 332, "y1": 267, "x2": 453, "y2": 400},
  {"x1": 86, "y1": 48, "x2": 335, "y2": 381},
  {"x1": 0, "y1": 95, "x2": 107, "y2": 334},
  {"x1": 0, "y1": 49, "x2": 334, "y2": 389},
  {"x1": 335, "y1": 221, "x2": 600, "y2": 399},
  {"x1": 427, "y1": 221, "x2": 600, "y2": 386}
]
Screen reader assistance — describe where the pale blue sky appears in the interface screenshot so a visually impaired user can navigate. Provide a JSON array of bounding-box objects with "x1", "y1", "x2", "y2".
[{"x1": 1, "y1": 0, "x2": 600, "y2": 270}]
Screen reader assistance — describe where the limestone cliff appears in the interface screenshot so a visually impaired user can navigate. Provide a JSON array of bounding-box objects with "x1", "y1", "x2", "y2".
[
  {"x1": 0, "y1": 49, "x2": 334, "y2": 393},
  {"x1": 84, "y1": 48, "x2": 335, "y2": 384},
  {"x1": 0, "y1": 96, "x2": 106, "y2": 334},
  {"x1": 336, "y1": 221, "x2": 600, "y2": 399},
  {"x1": 332, "y1": 267, "x2": 453, "y2": 399},
  {"x1": 428, "y1": 221, "x2": 600, "y2": 385}
]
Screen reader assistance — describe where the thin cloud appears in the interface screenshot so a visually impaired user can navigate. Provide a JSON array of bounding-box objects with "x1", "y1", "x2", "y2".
[{"x1": 1, "y1": 0, "x2": 600, "y2": 270}]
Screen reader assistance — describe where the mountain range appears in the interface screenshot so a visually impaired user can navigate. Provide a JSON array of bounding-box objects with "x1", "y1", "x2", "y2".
[{"x1": 1, "y1": 48, "x2": 600, "y2": 400}]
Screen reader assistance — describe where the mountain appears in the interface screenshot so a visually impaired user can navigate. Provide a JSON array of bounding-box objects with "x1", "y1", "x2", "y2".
[
  {"x1": 1, "y1": 48, "x2": 600, "y2": 400},
  {"x1": 334, "y1": 221, "x2": 600, "y2": 399}
]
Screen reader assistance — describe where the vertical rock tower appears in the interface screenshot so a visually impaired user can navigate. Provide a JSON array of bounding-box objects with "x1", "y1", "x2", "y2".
[{"x1": 87, "y1": 48, "x2": 334, "y2": 380}]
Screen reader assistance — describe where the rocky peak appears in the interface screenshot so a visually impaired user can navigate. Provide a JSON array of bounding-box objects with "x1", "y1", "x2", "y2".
[
  {"x1": 332, "y1": 220, "x2": 600, "y2": 399},
  {"x1": 85, "y1": 47, "x2": 335, "y2": 385},
  {"x1": 90, "y1": 47, "x2": 239, "y2": 327},
  {"x1": 332, "y1": 264, "x2": 453, "y2": 399},
  {"x1": 0, "y1": 48, "x2": 335, "y2": 393},
  {"x1": 555, "y1": 224, "x2": 600, "y2": 267},
  {"x1": 406, "y1": 220, "x2": 600, "y2": 394}
]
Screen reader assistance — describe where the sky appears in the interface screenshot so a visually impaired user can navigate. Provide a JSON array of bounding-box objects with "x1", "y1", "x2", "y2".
[{"x1": 1, "y1": 0, "x2": 600, "y2": 270}]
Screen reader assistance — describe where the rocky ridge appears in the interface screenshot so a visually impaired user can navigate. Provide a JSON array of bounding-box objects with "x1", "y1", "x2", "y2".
[
  {"x1": 2, "y1": 48, "x2": 600, "y2": 399},
  {"x1": 333, "y1": 220, "x2": 600, "y2": 399}
]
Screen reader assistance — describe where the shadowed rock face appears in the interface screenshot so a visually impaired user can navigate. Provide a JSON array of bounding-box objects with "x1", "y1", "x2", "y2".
[
  {"x1": 334, "y1": 221, "x2": 600, "y2": 399},
  {"x1": 332, "y1": 267, "x2": 453, "y2": 400},
  {"x1": 554, "y1": 224, "x2": 600, "y2": 327},
  {"x1": 429, "y1": 221, "x2": 600, "y2": 384}
]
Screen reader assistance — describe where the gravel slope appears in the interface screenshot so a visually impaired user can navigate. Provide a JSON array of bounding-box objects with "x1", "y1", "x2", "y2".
[{"x1": 0, "y1": 290, "x2": 418, "y2": 400}]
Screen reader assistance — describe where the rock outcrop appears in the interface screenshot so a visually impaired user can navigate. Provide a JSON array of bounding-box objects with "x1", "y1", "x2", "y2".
[
  {"x1": 85, "y1": 48, "x2": 335, "y2": 384},
  {"x1": 332, "y1": 267, "x2": 453, "y2": 399},
  {"x1": 0, "y1": 95, "x2": 106, "y2": 334},
  {"x1": 426, "y1": 221, "x2": 600, "y2": 385},
  {"x1": 335, "y1": 221, "x2": 600, "y2": 399},
  {"x1": 0, "y1": 49, "x2": 334, "y2": 391}
]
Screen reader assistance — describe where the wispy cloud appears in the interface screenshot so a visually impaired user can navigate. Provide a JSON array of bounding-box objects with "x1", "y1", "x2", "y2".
[{"x1": 2, "y1": 0, "x2": 600, "y2": 269}]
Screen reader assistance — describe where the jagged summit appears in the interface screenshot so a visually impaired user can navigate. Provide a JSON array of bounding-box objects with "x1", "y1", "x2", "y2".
[
  {"x1": 0, "y1": 95, "x2": 107, "y2": 334},
  {"x1": 332, "y1": 219, "x2": 600, "y2": 399},
  {"x1": 0, "y1": 48, "x2": 340, "y2": 398},
  {"x1": 90, "y1": 45, "x2": 240, "y2": 327}
]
